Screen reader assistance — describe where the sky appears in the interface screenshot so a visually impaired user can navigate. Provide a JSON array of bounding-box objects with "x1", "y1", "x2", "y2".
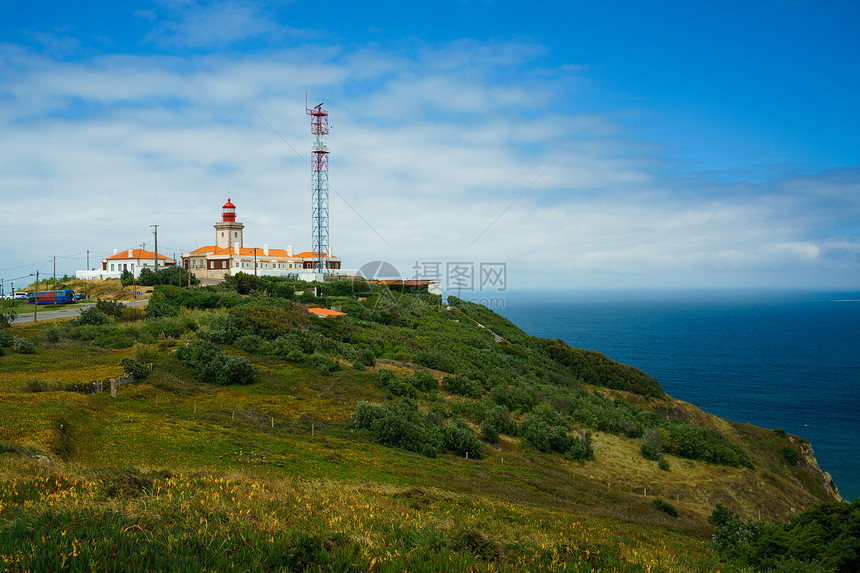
[{"x1": 1, "y1": 0, "x2": 859, "y2": 293}]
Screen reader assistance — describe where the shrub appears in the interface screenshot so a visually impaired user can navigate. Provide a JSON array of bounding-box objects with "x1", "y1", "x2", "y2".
[
  {"x1": 270, "y1": 334, "x2": 306, "y2": 362},
  {"x1": 0, "y1": 331, "x2": 13, "y2": 347},
  {"x1": 410, "y1": 370, "x2": 438, "y2": 393},
  {"x1": 95, "y1": 299, "x2": 124, "y2": 318},
  {"x1": 119, "y1": 306, "x2": 146, "y2": 322},
  {"x1": 481, "y1": 406, "x2": 514, "y2": 443},
  {"x1": 118, "y1": 357, "x2": 150, "y2": 380},
  {"x1": 653, "y1": 499, "x2": 678, "y2": 518},
  {"x1": 146, "y1": 302, "x2": 178, "y2": 320},
  {"x1": 444, "y1": 418, "x2": 482, "y2": 459},
  {"x1": 658, "y1": 456, "x2": 670, "y2": 471},
  {"x1": 44, "y1": 326, "x2": 62, "y2": 343},
  {"x1": 782, "y1": 446, "x2": 802, "y2": 466},
  {"x1": 480, "y1": 419, "x2": 500, "y2": 443},
  {"x1": 310, "y1": 352, "x2": 340, "y2": 375},
  {"x1": 198, "y1": 314, "x2": 239, "y2": 345},
  {"x1": 76, "y1": 307, "x2": 110, "y2": 326},
  {"x1": 442, "y1": 375, "x2": 481, "y2": 399},
  {"x1": 230, "y1": 301, "x2": 310, "y2": 339},
  {"x1": 352, "y1": 398, "x2": 444, "y2": 458},
  {"x1": 13, "y1": 337, "x2": 35, "y2": 354},
  {"x1": 0, "y1": 308, "x2": 15, "y2": 328},
  {"x1": 176, "y1": 340, "x2": 255, "y2": 385},
  {"x1": 23, "y1": 378, "x2": 63, "y2": 392},
  {"x1": 141, "y1": 317, "x2": 196, "y2": 339},
  {"x1": 356, "y1": 349, "x2": 376, "y2": 368},
  {"x1": 120, "y1": 269, "x2": 134, "y2": 286},
  {"x1": 93, "y1": 327, "x2": 137, "y2": 349},
  {"x1": 661, "y1": 421, "x2": 753, "y2": 468},
  {"x1": 235, "y1": 334, "x2": 268, "y2": 355},
  {"x1": 641, "y1": 428, "x2": 664, "y2": 461}
]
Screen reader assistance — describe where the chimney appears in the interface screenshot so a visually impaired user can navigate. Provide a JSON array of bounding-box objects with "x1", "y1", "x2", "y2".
[
  {"x1": 234, "y1": 242, "x2": 240, "y2": 255},
  {"x1": 263, "y1": 243, "x2": 269, "y2": 256},
  {"x1": 128, "y1": 249, "x2": 134, "y2": 257},
  {"x1": 287, "y1": 245, "x2": 293, "y2": 257},
  {"x1": 113, "y1": 249, "x2": 119, "y2": 255}
]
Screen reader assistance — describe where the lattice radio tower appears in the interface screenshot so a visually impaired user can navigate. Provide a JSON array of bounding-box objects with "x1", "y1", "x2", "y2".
[{"x1": 306, "y1": 96, "x2": 330, "y2": 275}]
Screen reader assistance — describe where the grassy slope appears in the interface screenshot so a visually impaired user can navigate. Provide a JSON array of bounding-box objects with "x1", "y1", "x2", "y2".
[{"x1": 0, "y1": 290, "x2": 840, "y2": 571}]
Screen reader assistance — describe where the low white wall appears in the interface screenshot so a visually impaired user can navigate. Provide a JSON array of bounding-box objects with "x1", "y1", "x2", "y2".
[{"x1": 76, "y1": 270, "x2": 122, "y2": 280}]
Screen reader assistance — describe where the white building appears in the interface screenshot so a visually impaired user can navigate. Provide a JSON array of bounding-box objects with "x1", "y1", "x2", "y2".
[
  {"x1": 76, "y1": 248, "x2": 175, "y2": 280},
  {"x1": 181, "y1": 199, "x2": 348, "y2": 281}
]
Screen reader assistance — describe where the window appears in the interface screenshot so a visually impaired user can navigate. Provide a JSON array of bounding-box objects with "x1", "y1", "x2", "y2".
[{"x1": 110, "y1": 264, "x2": 115, "y2": 271}]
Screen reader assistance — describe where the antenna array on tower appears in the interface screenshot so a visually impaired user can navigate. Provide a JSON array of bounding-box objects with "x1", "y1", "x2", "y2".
[{"x1": 306, "y1": 98, "x2": 330, "y2": 276}]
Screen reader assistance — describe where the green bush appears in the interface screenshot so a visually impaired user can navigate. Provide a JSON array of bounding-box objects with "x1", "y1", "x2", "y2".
[
  {"x1": 120, "y1": 269, "x2": 134, "y2": 286},
  {"x1": 13, "y1": 337, "x2": 36, "y2": 354},
  {"x1": 76, "y1": 307, "x2": 110, "y2": 326},
  {"x1": 658, "y1": 456, "x2": 670, "y2": 471},
  {"x1": 118, "y1": 357, "x2": 150, "y2": 380},
  {"x1": 782, "y1": 446, "x2": 802, "y2": 466},
  {"x1": 410, "y1": 370, "x2": 438, "y2": 392},
  {"x1": 661, "y1": 421, "x2": 753, "y2": 468},
  {"x1": 710, "y1": 501, "x2": 860, "y2": 572},
  {"x1": 355, "y1": 349, "x2": 376, "y2": 368},
  {"x1": 310, "y1": 353, "x2": 340, "y2": 375},
  {"x1": 443, "y1": 418, "x2": 482, "y2": 459},
  {"x1": 176, "y1": 340, "x2": 255, "y2": 385},
  {"x1": 352, "y1": 398, "x2": 444, "y2": 458},
  {"x1": 146, "y1": 302, "x2": 178, "y2": 320},
  {"x1": 0, "y1": 331, "x2": 13, "y2": 347},
  {"x1": 95, "y1": 299, "x2": 124, "y2": 318},
  {"x1": 652, "y1": 499, "x2": 678, "y2": 518},
  {"x1": 442, "y1": 375, "x2": 481, "y2": 399},
  {"x1": 198, "y1": 314, "x2": 239, "y2": 345},
  {"x1": 230, "y1": 301, "x2": 310, "y2": 339},
  {"x1": 480, "y1": 406, "x2": 515, "y2": 443},
  {"x1": 0, "y1": 308, "x2": 15, "y2": 328},
  {"x1": 640, "y1": 428, "x2": 664, "y2": 461},
  {"x1": 235, "y1": 334, "x2": 268, "y2": 355},
  {"x1": 44, "y1": 326, "x2": 62, "y2": 343},
  {"x1": 141, "y1": 317, "x2": 196, "y2": 339}
]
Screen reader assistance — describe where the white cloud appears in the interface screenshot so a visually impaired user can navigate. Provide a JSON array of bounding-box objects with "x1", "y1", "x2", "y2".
[{"x1": 0, "y1": 34, "x2": 858, "y2": 289}]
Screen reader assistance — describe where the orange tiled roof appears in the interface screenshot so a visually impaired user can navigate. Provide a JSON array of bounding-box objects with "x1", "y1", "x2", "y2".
[
  {"x1": 188, "y1": 245, "x2": 300, "y2": 258},
  {"x1": 293, "y1": 251, "x2": 339, "y2": 259},
  {"x1": 307, "y1": 307, "x2": 347, "y2": 317},
  {"x1": 105, "y1": 249, "x2": 173, "y2": 261}
]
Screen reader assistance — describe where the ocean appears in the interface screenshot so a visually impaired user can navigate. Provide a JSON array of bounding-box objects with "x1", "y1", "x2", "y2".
[{"x1": 496, "y1": 289, "x2": 860, "y2": 502}]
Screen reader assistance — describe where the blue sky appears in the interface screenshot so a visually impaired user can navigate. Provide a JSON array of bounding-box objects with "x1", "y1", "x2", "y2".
[{"x1": 1, "y1": 0, "x2": 859, "y2": 291}]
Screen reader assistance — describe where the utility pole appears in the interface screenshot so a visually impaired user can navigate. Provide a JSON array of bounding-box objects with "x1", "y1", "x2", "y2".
[
  {"x1": 151, "y1": 225, "x2": 159, "y2": 272},
  {"x1": 34, "y1": 271, "x2": 39, "y2": 322},
  {"x1": 87, "y1": 250, "x2": 90, "y2": 270},
  {"x1": 52, "y1": 256, "x2": 57, "y2": 309}
]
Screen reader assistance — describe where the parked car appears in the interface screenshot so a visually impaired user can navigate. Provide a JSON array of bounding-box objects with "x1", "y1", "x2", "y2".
[
  {"x1": 14, "y1": 292, "x2": 28, "y2": 301},
  {"x1": 75, "y1": 293, "x2": 86, "y2": 301}
]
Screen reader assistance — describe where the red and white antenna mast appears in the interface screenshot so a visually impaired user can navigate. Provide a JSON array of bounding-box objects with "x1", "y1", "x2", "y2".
[{"x1": 306, "y1": 95, "x2": 329, "y2": 276}]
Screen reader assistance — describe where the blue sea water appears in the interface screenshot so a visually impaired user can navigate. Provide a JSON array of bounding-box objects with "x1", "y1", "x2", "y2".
[{"x1": 496, "y1": 290, "x2": 860, "y2": 502}]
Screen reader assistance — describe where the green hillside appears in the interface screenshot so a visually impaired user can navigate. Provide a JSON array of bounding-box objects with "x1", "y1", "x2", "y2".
[{"x1": 0, "y1": 277, "x2": 851, "y2": 572}]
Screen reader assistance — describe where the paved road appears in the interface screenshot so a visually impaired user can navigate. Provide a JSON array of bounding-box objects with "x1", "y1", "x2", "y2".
[{"x1": 12, "y1": 299, "x2": 149, "y2": 324}]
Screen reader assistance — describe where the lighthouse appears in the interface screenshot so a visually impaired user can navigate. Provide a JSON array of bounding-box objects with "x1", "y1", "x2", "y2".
[{"x1": 214, "y1": 198, "x2": 244, "y2": 251}]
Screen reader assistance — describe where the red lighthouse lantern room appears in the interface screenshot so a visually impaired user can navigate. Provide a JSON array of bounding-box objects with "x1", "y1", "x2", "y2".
[{"x1": 222, "y1": 198, "x2": 236, "y2": 222}]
